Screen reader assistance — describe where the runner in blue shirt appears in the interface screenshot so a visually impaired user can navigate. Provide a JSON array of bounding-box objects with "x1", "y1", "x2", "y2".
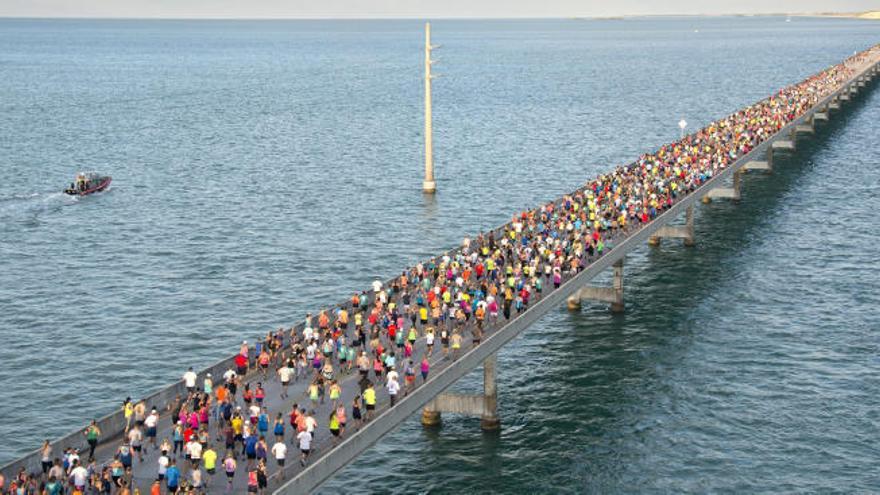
[{"x1": 166, "y1": 458, "x2": 180, "y2": 493}]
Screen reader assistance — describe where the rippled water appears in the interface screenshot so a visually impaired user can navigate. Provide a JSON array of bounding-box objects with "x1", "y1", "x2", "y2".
[{"x1": 1, "y1": 16, "x2": 879, "y2": 492}]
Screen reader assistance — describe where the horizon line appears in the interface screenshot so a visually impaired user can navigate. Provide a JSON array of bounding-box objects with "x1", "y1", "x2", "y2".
[{"x1": 0, "y1": 12, "x2": 872, "y2": 21}]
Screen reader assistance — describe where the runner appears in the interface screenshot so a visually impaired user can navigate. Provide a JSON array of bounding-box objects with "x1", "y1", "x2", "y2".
[
  {"x1": 329, "y1": 380, "x2": 342, "y2": 409},
  {"x1": 278, "y1": 361, "x2": 293, "y2": 399},
  {"x1": 328, "y1": 410, "x2": 340, "y2": 444},
  {"x1": 364, "y1": 383, "x2": 377, "y2": 421},
  {"x1": 203, "y1": 444, "x2": 217, "y2": 482},
  {"x1": 183, "y1": 367, "x2": 197, "y2": 395},
  {"x1": 83, "y1": 421, "x2": 101, "y2": 460},
  {"x1": 386, "y1": 375, "x2": 401, "y2": 407},
  {"x1": 404, "y1": 360, "x2": 416, "y2": 395},
  {"x1": 273, "y1": 413, "x2": 285, "y2": 443},
  {"x1": 257, "y1": 460, "x2": 268, "y2": 495},
  {"x1": 451, "y1": 330, "x2": 463, "y2": 360},
  {"x1": 157, "y1": 449, "x2": 169, "y2": 482},
  {"x1": 117, "y1": 442, "x2": 133, "y2": 471},
  {"x1": 271, "y1": 439, "x2": 287, "y2": 480},
  {"x1": 222, "y1": 451, "x2": 236, "y2": 492},
  {"x1": 420, "y1": 356, "x2": 430, "y2": 383},
  {"x1": 68, "y1": 459, "x2": 88, "y2": 493},
  {"x1": 165, "y1": 459, "x2": 180, "y2": 494},
  {"x1": 123, "y1": 398, "x2": 134, "y2": 433},
  {"x1": 296, "y1": 429, "x2": 312, "y2": 467},
  {"x1": 36, "y1": 443, "x2": 53, "y2": 479},
  {"x1": 144, "y1": 408, "x2": 159, "y2": 450},
  {"x1": 351, "y1": 395, "x2": 363, "y2": 428}
]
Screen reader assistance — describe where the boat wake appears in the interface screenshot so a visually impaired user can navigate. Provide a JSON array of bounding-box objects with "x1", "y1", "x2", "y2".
[{"x1": 0, "y1": 191, "x2": 79, "y2": 228}]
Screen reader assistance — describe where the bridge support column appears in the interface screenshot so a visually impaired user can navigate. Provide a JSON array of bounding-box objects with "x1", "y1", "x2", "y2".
[
  {"x1": 771, "y1": 137, "x2": 796, "y2": 154},
  {"x1": 566, "y1": 259, "x2": 624, "y2": 312},
  {"x1": 743, "y1": 145, "x2": 773, "y2": 173},
  {"x1": 648, "y1": 204, "x2": 694, "y2": 247},
  {"x1": 795, "y1": 116, "x2": 815, "y2": 135},
  {"x1": 420, "y1": 353, "x2": 500, "y2": 430},
  {"x1": 702, "y1": 169, "x2": 741, "y2": 203},
  {"x1": 480, "y1": 354, "x2": 500, "y2": 430}
]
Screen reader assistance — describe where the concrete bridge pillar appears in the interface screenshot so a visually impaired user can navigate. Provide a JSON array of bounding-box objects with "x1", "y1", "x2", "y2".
[
  {"x1": 795, "y1": 116, "x2": 815, "y2": 135},
  {"x1": 480, "y1": 354, "x2": 500, "y2": 430},
  {"x1": 742, "y1": 144, "x2": 774, "y2": 173},
  {"x1": 648, "y1": 204, "x2": 695, "y2": 247},
  {"x1": 566, "y1": 258, "x2": 624, "y2": 312},
  {"x1": 702, "y1": 168, "x2": 742, "y2": 202},
  {"x1": 420, "y1": 353, "x2": 500, "y2": 430},
  {"x1": 771, "y1": 134, "x2": 796, "y2": 154}
]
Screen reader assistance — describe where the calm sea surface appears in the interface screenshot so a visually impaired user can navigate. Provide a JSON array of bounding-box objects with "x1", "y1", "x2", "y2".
[{"x1": 1, "y1": 16, "x2": 879, "y2": 493}]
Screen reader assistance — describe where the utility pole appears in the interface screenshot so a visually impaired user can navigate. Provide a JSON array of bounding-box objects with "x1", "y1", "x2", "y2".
[{"x1": 423, "y1": 22, "x2": 437, "y2": 194}]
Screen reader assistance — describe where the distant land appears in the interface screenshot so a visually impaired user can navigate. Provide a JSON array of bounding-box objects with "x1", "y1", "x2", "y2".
[
  {"x1": 574, "y1": 11, "x2": 880, "y2": 20},
  {"x1": 809, "y1": 11, "x2": 880, "y2": 19}
]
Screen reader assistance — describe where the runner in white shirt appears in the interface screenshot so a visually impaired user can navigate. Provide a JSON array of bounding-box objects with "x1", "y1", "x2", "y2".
[
  {"x1": 304, "y1": 413, "x2": 317, "y2": 434},
  {"x1": 183, "y1": 367, "x2": 197, "y2": 392},
  {"x1": 249, "y1": 404, "x2": 261, "y2": 423},
  {"x1": 69, "y1": 461, "x2": 88, "y2": 490},
  {"x1": 223, "y1": 368, "x2": 236, "y2": 383},
  {"x1": 278, "y1": 364, "x2": 293, "y2": 399},
  {"x1": 296, "y1": 431, "x2": 312, "y2": 466},
  {"x1": 271, "y1": 441, "x2": 288, "y2": 478},
  {"x1": 157, "y1": 454, "x2": 169, "y2": 480},
  {"x1": 387, "y1": 377, "x2": 401, "y2": 406},
  {"x1": 144, "y1": 409, "x2": 159, "y2": 449},
  {"x1": 188, "y1": 440, "x2": 203, "y2": 469},
  {"x1": 191, "y1": 467, "x2": 203, "y2": 490},
  {"x1": 128, "y1": 426, "x2": 144, "y2": 462},
  {"x1": 386, "y1": 367, "x2": 399, "y2": 384},
  {"x1": 66, "y1": 450, "x2": 80, "y2": 469}
]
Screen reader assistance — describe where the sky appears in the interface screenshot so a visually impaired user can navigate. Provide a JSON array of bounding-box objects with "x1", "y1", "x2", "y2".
[{"x1": 0, "y1": 0, "x2": 877, "y2": 19}]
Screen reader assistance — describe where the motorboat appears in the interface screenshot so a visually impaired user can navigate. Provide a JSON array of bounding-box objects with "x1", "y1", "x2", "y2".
[{"x1": 64, "y1": 172, "x2": 112, "y2": 196}]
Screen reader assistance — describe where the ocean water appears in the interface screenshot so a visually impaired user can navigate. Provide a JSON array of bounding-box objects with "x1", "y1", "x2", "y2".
[{"x1": 1, "y1": 16, "x2": 879, "y2": 492}]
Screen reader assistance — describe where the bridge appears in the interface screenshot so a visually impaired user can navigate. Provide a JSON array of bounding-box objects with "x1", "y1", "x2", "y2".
[{"x1": 2, "y1": 48, "x2": 878, "y2": 495}]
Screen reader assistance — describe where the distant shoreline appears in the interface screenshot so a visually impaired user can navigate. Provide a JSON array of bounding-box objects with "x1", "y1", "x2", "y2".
[
  {"x1": 800, "y1": 11, "x2": 880, "y2": 20},
  {"x1": 577, "y1": 11, "x2": 880, "y2": 21},
  {"x1": 0, "y1": 12, "x2": 877, "y2": 21}
]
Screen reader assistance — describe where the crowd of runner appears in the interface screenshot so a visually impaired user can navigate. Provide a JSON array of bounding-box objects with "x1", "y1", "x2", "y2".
[{"x1": 2, "y1": 45, "x2": 877, "y2": 495}]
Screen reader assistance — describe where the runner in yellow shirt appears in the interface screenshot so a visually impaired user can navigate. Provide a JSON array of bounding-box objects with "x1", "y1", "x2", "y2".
[
  {"x1": 203, "y1": 446, "x2": 217, "y2": 476},
  {"x1": 363, "y1": 383, "x2": 377, "y2": 421}
]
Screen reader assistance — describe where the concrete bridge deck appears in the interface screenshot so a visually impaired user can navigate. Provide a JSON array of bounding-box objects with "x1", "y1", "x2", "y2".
[{"x1": 2, "y1": 52, "x2": 878, "y2": 495}]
